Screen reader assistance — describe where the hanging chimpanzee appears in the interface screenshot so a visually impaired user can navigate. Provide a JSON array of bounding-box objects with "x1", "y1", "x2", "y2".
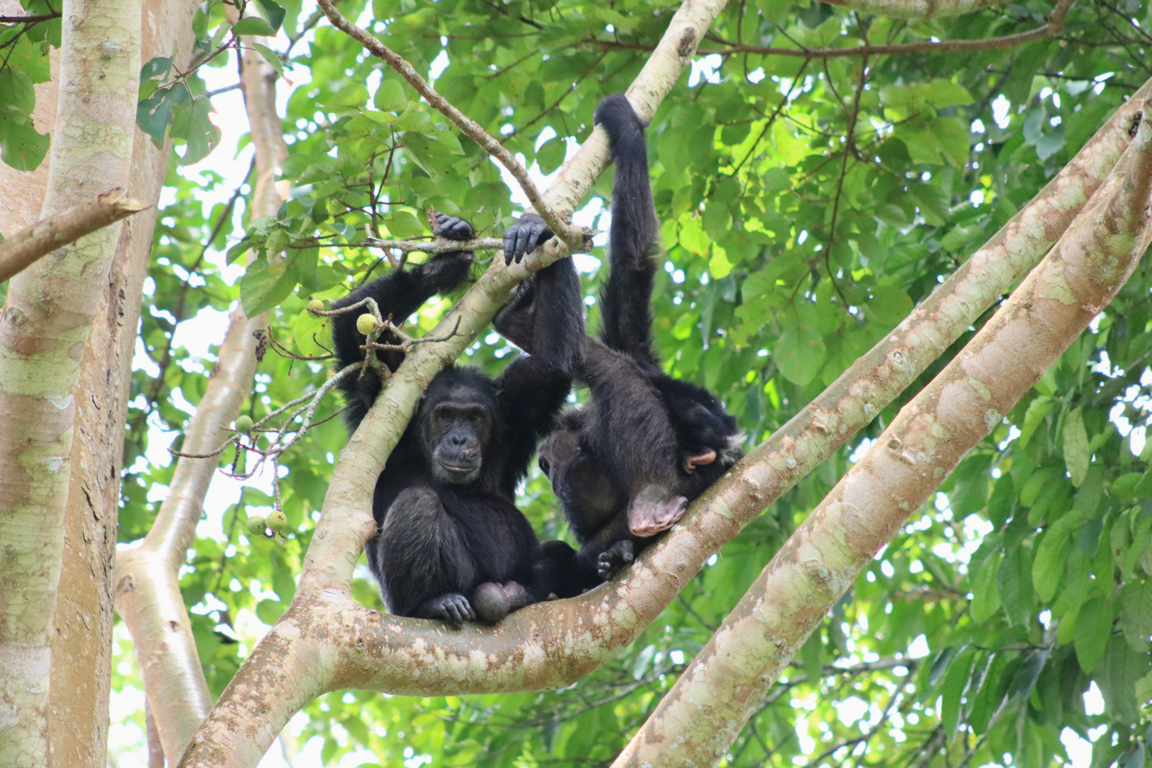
[
  {"x1": 332, "y1": 213, "x2": 583, "y2": 625},
  {"x1": 502, "y1": 95, "x2": 743, "y2": 595}
]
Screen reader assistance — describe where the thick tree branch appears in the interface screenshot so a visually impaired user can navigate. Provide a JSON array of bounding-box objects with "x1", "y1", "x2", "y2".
[
  {"x1": 614, "y1": 103, "x2": 1152, "y2": 768},
  {"x1": 0, "y1": 190, "x2": 147, "y2": 284}
]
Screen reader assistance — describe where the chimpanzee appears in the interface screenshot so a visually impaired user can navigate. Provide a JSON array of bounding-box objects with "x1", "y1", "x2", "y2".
[
  {"x1": 332, "y1": 213, "x2": 583, "y2": 625},
  {"x1": 502, "y1": 95, "x2": 742, "y2": 595}
]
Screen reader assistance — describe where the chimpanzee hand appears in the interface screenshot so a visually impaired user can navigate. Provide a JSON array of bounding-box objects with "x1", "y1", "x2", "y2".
[
  {"x1": 502, "y1": 213, "x2": 553, "y2": 265},
  {"x1": 419, "y1": 213, "x2": 475, "y2": 293},
  {"x1": 596, "y1": 539, "x2": 635, "y2": 582},
  {"x1": 424, "y1": 592, "x2": 476, "y2": 627},
  {"x1": 434, "y1": 212, "x2": 474, "y2": 242}
]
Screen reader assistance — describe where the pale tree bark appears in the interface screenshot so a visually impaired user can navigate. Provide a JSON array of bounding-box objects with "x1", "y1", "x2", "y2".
[
  {"x1": 614, "y1": 106, "x2": 1152, "y2": 768},
  {"x1": 0, "y1": 191, "x2": 147, "y2": 284},
  {"x1": 113, "y1": 22, "x2": 285, "y2": 766},
  {"x1": 0, "y1": 0, "x2": 140, "y2": 763},
  {"x1": 47, "y1": 0, "x2": 200, "y2": 762}
]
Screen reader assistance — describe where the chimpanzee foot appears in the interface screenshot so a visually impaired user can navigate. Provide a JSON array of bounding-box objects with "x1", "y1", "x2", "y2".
[
  {"x1": 422, "y1": 592, "x2": 475, "y2": 627},
  {"x1": 597, "y1": 539, "x2": 636, "y2": 582},
  {"x1": 627, "y1": 485, "x2": 688, "y2": 537}
]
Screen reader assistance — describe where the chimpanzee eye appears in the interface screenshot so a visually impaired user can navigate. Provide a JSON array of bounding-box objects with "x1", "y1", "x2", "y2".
[{"x1": 538, "y1": 457, "x2": 551, "y2": 475}]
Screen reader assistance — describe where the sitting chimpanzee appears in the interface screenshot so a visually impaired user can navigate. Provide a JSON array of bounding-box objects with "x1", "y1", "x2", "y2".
[
  {"x1": 502, "y1": 95, "x2": 743, "y2": 595},
  {"x1": 332, "y1": 213, "x2": 583, "y2": 625}
]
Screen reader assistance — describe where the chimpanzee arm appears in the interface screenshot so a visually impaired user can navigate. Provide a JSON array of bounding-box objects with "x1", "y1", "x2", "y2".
[
  {"x1": 594, "y1": 95, "x2": 661, "y2": 363},
  {"x1": 331, "y1": 214, "x2": 474, "y2": 430},
  {"x1": 494, "y1": 255, "x2": 585, "y2": 490}
]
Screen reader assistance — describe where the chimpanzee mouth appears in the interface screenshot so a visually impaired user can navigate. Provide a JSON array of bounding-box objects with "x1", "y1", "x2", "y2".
[{"x1": 440, "y1": 461, "x2": 480, "y2": 474}]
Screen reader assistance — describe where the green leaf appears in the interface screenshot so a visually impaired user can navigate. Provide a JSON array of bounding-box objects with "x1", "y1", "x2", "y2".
[
  {"x1": 1074, "y1": 598, "x2": 1112, "y2": 672},
  {"x1": 970, "y1": 549, "x2": 1002, "y2": 621},
  {"x1": 940, "y1": 647, "x2": 976, "y2": 735},
  {"x1": 254, "y1": 0, "x2": 286, "y2": 32},
  {"x1": 708, "y1": 243, "x2": 733, "y2": 280},
  {"x1": 536, "y1": 136, "x2": 566, "y2": 174},
  {"x1": 909, "y1": 182, "x2": 949, "y2": 226},
  {"x1": 678, "y1": 216, "x2": 709, "y2": 256},
  {"x1": 1009, "y1": 648, "x2": 1049, "y2": 700},
  {"x1": 1120, "y1": 579, "x2": 1152, "y2": 651},
  {"x1": 373, "y1": 80, "x2": 407, "y2": 113},
  {"x1": 394, "y1": 108, "x2": 435, "y2": 133},
  {"x1": 252, "y1": 44, "x2": 286, "y2": 80},
  {"x1": 322, "y1": 84, "x2": 371, "y2": 110},
  {"x1": 1036, "y1": 125, "x2": 1065, "y2": 161},
  {"x1": 137, "y1": 87, "x2": 174, "y2": 148},
  {"x1": 1033, "y1": 512, "x2": 1085, "y2": 603},
  {"x1": 926, "y1": 78, "x2": 974, "y2": 108},
  {"x1": 388, "y1": 210, "x2": 425, "y2": 239},
  {"x1": 1018, "y1": 396, "x2": 1053, "y2": 449},
  {"x1": 140, "y1": 55, "x2": 173, "y2": 84},
  {"x1": 1064, "y1": 406, "x2": 1090, "y2": 487},
  {"x1": 774, "y1": 321, "x2": 826, "y2": 386},
  {"x1": 998, "y1": 544, "x2": 1035, "y2": 629},
  {"x1": 0, "y1": 115, "x2": 49, "y2": 172},
  {"x1": 232, "y1": 15, "x2": 276, "y2": 36},
  {"x1": 930, "y1": 117, "x2": 970, "y2": 167},
  {"x1": 968, "y1": 653, "x2": 1009, "y2": 735},
  {"x1": 0, "y1": 68, "x2": 36, "y2": 115},
  {"x1": 255, "y1": 599, "x2": 287, "y2": 625},
  {"x1": 241, "y1": 259, "x2": 299, "y2": 317},
  {"x1": 172, "y1": 96, "x2": 221, "y2": 165}
]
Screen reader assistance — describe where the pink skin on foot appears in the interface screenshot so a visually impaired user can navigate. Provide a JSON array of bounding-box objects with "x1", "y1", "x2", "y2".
[{"x1": 627, "y1": 485, "x2": 688, "y2": 537}]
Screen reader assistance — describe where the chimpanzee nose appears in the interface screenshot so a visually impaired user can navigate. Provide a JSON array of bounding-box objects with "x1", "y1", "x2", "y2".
[{"x1": 449, "y1": 432, "x2": 467, "y2": 448}]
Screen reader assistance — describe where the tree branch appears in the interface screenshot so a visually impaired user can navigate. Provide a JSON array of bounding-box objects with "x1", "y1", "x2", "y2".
[{"x1": 0, "y1": 190, "x2": 148, "y2": 283}]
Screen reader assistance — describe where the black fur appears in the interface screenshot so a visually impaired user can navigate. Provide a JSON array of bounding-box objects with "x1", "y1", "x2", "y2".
[
  {"x1": 503, "y1": 95, "x2": 742, "y2": 594},
  {"x1": 332, "y1": 213, "x2": 583, "y2": 625}
]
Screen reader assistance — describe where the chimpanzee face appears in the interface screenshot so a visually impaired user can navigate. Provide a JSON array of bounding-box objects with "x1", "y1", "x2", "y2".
[{"x1": 423, "y1": 386, "x2": 495, "y2": 485}]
